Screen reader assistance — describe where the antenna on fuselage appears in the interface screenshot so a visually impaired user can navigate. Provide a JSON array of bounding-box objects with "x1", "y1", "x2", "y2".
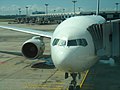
[{"x1": 96, "y1": 0, "x2": 100, "y2": 15}]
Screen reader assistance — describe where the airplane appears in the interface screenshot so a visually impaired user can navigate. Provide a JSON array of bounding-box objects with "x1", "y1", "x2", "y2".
[{"x1": 0, "y1": 15, "x2": 106, "y2": 90}]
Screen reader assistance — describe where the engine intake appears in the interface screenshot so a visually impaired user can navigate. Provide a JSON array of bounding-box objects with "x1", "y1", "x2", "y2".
[{"x1": 22, "y1": 36, "x2": 45, "y2": 59}]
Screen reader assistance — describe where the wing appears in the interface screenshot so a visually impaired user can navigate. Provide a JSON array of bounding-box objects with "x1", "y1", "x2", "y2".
[{"x1": 0, "y1": 25, "x2": 53, "y2": 38}]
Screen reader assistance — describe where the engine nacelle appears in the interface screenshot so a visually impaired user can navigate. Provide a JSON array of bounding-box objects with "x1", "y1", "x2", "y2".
[{"x1": 22, "y1": 36, "x2": 45, "y2": 59}]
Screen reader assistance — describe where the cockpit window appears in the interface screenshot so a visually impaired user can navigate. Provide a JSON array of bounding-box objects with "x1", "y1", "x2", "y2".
[
  {"x1": 52, "y1": 38, "x2": 88, "y2": 47},
  {"x1": 52, "y1": 39, "x2": 59, "y2": 46},
  {"x1": 67, "y1": 39, "x2": 88, "y2": 47},
  {"x1": 58, "y1": 39, "x2": 66, "y2": 46},
  {"x1": 77, "y1": 39, "x2": 88, "y2": 46},
  {"x1": 67, "y1": 40, "x2": 77, "y2": 46},
  {"x1": 52, "y1": 38, "x2": 66, "y2": 46}
]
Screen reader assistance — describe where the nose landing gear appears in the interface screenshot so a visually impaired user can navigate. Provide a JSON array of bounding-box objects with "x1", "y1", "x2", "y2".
[{"x1": 65, "y1": 72, "x2": 81, "y2": 90}]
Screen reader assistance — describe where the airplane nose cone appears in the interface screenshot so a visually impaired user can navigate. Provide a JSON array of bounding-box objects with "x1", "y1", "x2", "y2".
[{"x1": 51, "y1": 47, "x2": 69, "y2": 70}]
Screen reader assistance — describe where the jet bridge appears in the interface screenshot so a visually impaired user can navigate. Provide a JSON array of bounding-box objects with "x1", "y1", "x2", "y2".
[{"x1": 87, "y1": 20, "x2": 120, "y2": 62}]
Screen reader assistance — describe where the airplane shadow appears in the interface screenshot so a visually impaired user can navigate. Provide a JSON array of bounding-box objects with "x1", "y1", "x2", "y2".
[
  {"x1": 0, "y1": 50, "x2": 55, "y2": 69},
  {"x1": 31, "y1": 62, "x2": 55, "y2": 69},
  {"x1": 31, "y1": 55, "x2": 55, "y2": 69}
]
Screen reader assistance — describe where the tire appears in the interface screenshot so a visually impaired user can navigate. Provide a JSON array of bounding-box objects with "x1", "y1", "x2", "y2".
[
  {"x1": 76, "y1": 85, "x2": 80, "y2": 90},
  {"x1": 69, "y1": 85, "x2": 74, "y2": 90}
]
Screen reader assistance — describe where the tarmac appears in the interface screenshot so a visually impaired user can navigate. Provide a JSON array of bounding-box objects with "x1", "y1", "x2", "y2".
[{"x1": 81, "y1": 59, "x2": 120, "y2": 90}]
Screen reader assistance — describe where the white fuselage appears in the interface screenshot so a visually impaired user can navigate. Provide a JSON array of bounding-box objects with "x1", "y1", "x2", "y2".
[{"x1": 51, "y1": 15, "x2": 105, "y2": 72}]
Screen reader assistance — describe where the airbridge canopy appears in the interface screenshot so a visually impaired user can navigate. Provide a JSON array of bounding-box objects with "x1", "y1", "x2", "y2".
[
  {"x1": 87, "y1": 24, "x2": 103, "y2": 53},
  {"x1": 87, "y1": 20, "x2": 120, "y2": 61}
]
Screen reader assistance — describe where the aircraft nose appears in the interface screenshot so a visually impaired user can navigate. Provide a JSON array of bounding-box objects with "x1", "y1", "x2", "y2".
[{"x1": 52, "y1": 47, "x2": 69, "y2": 69}]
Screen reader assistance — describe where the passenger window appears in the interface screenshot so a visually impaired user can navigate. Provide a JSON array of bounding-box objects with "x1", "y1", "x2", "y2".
[{"x1": 68, "y1": 40, "x2": 77, "y2": 46}]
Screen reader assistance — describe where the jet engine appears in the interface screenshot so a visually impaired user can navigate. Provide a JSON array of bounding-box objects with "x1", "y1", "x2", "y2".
[{"x1": 22, "y1": 36, "x2": 45, "y2": 59}]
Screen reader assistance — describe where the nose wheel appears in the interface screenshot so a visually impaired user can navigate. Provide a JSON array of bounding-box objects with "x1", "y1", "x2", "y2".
[{"x1": 66, "y1": 73, "x2": 81, "y2": 90}]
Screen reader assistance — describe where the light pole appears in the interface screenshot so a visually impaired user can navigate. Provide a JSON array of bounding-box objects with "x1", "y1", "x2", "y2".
[
  {"x1": 72, "y1": 0, "x2": 77, "y2": 15},
  {"x1": 78, "y1": 7, "x2": 81, "y2": 12},
  {"x1": 115, "y1": 3, "x2": 120, "y2": 12},
  {"x1": 26, "y1": 6, "x2": 28, "y2": 16},
  {"x1": 18, "y1": 8, "x2": 21, "y2": 16},
  {"x1": 96, "y1": 0, "x2": 100, "y2": 15},
  {"x1": 54, "y1": 10, "x2": 56, "y2": 13},
  {"x1": 63, "y1": 9, "x2": 65, "y2": 13},
  {"x1": 45, "y1": 4, "x2": 49, "y2": 14}
]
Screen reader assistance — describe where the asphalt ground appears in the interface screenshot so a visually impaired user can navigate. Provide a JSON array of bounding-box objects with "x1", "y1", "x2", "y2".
[{"x1": 81, "y1": 59, "x2": 120, "y2": 90}]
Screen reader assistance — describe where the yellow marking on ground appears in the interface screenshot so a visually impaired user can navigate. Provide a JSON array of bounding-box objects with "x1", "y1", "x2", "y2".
[
  {"x1": 49, "y1": 88, "x2": 62, "y2": 90},
  {"x1": 25, "y1": 83, "x2": 64, "y2": 89},
  {"x1": 80, "y1": 70, "x2": 89, "y2": 88}
]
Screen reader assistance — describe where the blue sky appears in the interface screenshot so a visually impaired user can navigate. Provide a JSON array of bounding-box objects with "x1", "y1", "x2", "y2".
[{"x1": 0, "y1": 0, "x2": 120, "y2": 15}]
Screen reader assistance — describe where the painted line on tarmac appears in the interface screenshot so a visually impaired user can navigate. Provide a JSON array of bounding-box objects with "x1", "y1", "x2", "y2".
[{"x1": 80, "y1": 70, "x2": 89, "y2": 88}]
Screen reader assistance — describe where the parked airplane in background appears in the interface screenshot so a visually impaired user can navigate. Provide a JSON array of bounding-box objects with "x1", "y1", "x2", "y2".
[{"x1": 0, "y1": 15, "x2": 106, "y2": 90}]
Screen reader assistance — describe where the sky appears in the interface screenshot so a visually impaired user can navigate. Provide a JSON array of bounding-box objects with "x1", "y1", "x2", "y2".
[{"x1": 0, "y1": 0, "x2": 120, "y2": 15}]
